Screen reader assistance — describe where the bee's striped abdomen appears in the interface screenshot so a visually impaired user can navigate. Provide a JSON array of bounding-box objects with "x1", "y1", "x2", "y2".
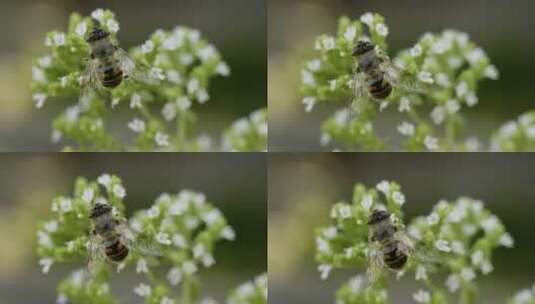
[
  {"x1": 105, "y1": 238, "x2": 129, "y2": 262},
  {"x1": 101, "y1": 66, "x2": 123, "y2": 88},
  {"x1": 369, "y1": 75, "x2": 392, "y2": 99},
  {"x1": 383, "y1": 240, "x2": 408, "y2": 270}
]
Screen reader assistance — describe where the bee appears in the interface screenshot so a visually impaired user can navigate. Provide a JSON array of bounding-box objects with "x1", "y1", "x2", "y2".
[
  {"x1": 366, "y1": 209, "x2": 415, "y2": 281},
  {"x1": 87, "y1": 202, "x2": 160, "y2": 272},
  {"x1": 351, "y1": 40, "x2": 419, "y2": 112},
  {"x1": 79, "y1": 25, "x2": 158, "y2": 107}
]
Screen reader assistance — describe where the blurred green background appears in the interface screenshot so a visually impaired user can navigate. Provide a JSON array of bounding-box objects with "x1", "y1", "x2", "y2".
[
  {"x1": 269, "y1": 153, "x2": 535, "y2": 303},
  {"x1": 269, "y1": 0, "x2": 535, "y2": 150},
  {"x1": 0, "y1": 153, "x2": 266, "y2": 303},
  {"x1": 0, "y1": 0, "x2": 266, "y2": 151}
]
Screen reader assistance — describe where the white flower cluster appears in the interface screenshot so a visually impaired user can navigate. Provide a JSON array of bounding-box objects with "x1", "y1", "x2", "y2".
[
  {"x1": 335, "y1": 275, "x2": 389, "y2": 304},
  {"x1": 491, "y1": 111, "x2": 535, "y2": 151},
  {"x1": 316, "y1": 181, "x2": 406, "y2": 280},
  {"x1": 37, "y1": 174, "x2": 128, "y2": 275},
  {"x1": 221, "y1": 108, "x2": 268, "y2": 152},
  {"x1": 129, "y1": 189, "x2": 235, "y2": 287},
  {"x1": 227, "y1": 273, "x2": 268, "y2": 304},
  {"x1": 508, "y1": 285, "x2": 535, "y2": 304}
]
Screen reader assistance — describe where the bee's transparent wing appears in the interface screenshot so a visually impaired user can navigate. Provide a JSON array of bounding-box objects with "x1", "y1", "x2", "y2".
[
  {"x1": 116, "y1": 47, "x2": 160, "y2": 85},
  {"x1": 366, "y1": 242, "x2": 386, "y2": 283},
  {"x1": 379, "y1": 56, "x2": 425, "y2": 94},
  {"x1": 351, "y1": 71, "x2": 370, "y2": 114},
  {"x1": 394, "y1": 230, "x2": 441, "y2": 265},
  {"x1": 86, "y1": 233, "x2": 107, "y2": 275},
  {"x1": 78, "y1": 59, "x2": 101, "y2": 109},
  {"x1": 115, "y1": 221, "x2": 163, "y2": 257}
]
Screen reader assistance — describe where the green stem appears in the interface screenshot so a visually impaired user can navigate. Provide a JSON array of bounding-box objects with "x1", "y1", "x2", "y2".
[
  {"x1": 180, "y1": 275, "x2": 200, "y2": 304},
  {"x1": 460, "y1": 284, "x2": 477, "y2": 304},
  {"x1": 176, "y1": 111, "x2": 188, "y2": 151}
]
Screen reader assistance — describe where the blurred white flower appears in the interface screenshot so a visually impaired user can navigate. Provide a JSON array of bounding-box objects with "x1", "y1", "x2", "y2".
[
  {"x1": 155, "y1": 132, "x2": 170, "y2": 147},
  {"x1": 128, "y1": 118, "x2": 146, "y2": 133},
  {"x1": 106, "y1": 19, "x2": 119, "y2": 33},
  {"x1": 75, "y1": 22, "x2": 87, "y2": 37},
  {"x1": 318, "y1": 264, "x2": 332, "y2": 280},
  {"x1": 136, "y1": 259, "x2": 148, "y2": 274},
  {"x1": 133, "y1": 283, "x2": 151, "y2": 297},
  {"x1": 413, "y1": 290, "x2": 430, "y2": 303},
  {"x1": 167, "y1": 267, "x2": 183, "y2": 285},
  {"x1": 156, "y1": 232, "x2": 172, "y2": 245},
  {"x1": 424, "y1": 136, "x2": 439, "y2": 150},
  {"x1": 435, "y1": 239, "x2": 451, "y2": 252},
  {"x1": 113, "y1": 184, "x2": 126, "y2": 199},
  {"x1": 397, "y1": 121, "x2": 415, "y2": 136},
  {"x1": 39, "y1": 258, "x2": 54, "y2": 274},
  {"x1": 375, "y1": 23, "x2": 389, "y2": 36},
  {"x1": 418, "y1": 71, "x2": 434, "y2": 84}
]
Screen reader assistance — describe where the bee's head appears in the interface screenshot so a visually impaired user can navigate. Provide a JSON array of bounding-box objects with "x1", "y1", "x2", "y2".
[
  {"x1": 352, "y1": 40, "x2": 375, "y2": 57},
  {"x1": 89, "y1": 202, "x2": 112, "y2": 219},
  {"x1": 86, "y1": 27, "x2": 110, "y2": 43},
  {"x1": 368, "y1": 209, "x2": 390, "y2": 225}
]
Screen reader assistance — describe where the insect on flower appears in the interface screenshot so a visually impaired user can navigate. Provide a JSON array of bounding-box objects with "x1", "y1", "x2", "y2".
[
  {"x1": 351, "y1": 40, "x2": 423, "y2": 113},
  {"x1": 79, "y1": 21, "x2": 160, "y2": 107},
  {"x1": 367, "y1": 209, "x2": 437, "y2": 281},
  {"x1": 87, "y1": 200, "x2": 161, "y2": 273}
]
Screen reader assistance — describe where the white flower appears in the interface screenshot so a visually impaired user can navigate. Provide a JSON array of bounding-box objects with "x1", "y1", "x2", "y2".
[
  {"x1": 33, "y1": 93, "x2": 47, "y2": 109},
  {"x1": 307, "y1": 59, "x2": 321, "y2": 72},
  {"x1": 484, "y1": 65, "x2": 499, "y2": 80},
  {"x1": 456, "y1": 81, "x2": 469, "y2": 98},
  {"x1": 187, "y1": 78, "x2": 200, "y2": 93},
  {"x1": 360, "y1": 12, "x2": 374, "y2": 26},
  {"x1": 149, "y1": 67, "x2": 165, "y2": 80},
  {"x1": 91, "y1": 9, "x2": 105, "y2": 22},
  {"x1": 75, "y1": 21, "x2": 87, "y2": 37},
  {"x1": 392, "y1": 191, "x2": 405, "y2": 205},
  {"x1": 161, "y1": 297, "x2": 175, "y2": 304},
  {"x1": 180, "y1": 53, "x2": 194, "y2": 65},
  {"x1": 320, "y1": 133, "x2": 331, "y2": 146},
  {"x1": 155, "y1": 132, "x2": 170, "y2": 147},
  {"x1": 167, "y1": 267, "x2": 183, "y2": 285},
  {"x1": 466, "y1": 48, "x2": 486, "y2": 65},
  {"x1": 424, "y1": 136, "x2": 439, "y2": 151},
  {"x1": 465, "y1": 92, "x2": 478, "y2": 106},
  {"x1": 44, "y1": 220, "x2": 59, "y2": 233},
  {"x1": 445, "y1": 274, "x2": 461, "y2": 292},
  {"x1": 141, "y1": 40, "x2": 154, "y2": 53},
  {"x1": 376, "y1": 180, "x2": 390, "y2": 194},
  {"x1": 461, "y1": 267, "x2": 476, "y2": 282},
  {"x1": 301, "y1": 70, "x2": 315, "y2": 86},
  {"x1": 203, "y1": 209, "x2": 222, "y2": 226},
  {"x1": 98, "y1": 174, "x2": 112, "y2": 188},
  {"x1": 82, "y1": 188, "x2": 94, "y2": 203},
  {"x1": 344, "y1": 26, "x2": 357, "y2": 41},
  {"x1": 397, "y1": 121, "x2": 415, "y2": 136},
  {"x1": 471, "y1": 250, "x2": 484, "y2": 266},
  {"x1": 513, "y1": 289, "x2": 534, "y2": 304},
  {"x1": 165, "y1": 70, "x2": 181, "y2": 84},
  {"x1": 172, "y1": 233, "x2": 187, "y2": 248},
  {"x1": 322, "y1": 37, "x2": 335, "y2": 50},
  {"x1": 162, "y1": 102, "x2": 177, "y2": 121},
  {"x1": 481, "y1": 215, "x2": 500, "y2": 233},
  {"x1": 113, "y1": 184, "x2": 126, "y2": 198},
  {"x1": 196, "y1": 89, "x2": 209, "y2": 103},
  {"x1": 216, "y1": 62, "x2": 231, "y2": 76},
  {"x1": 375, "y1": 23, "x2": 389, "y2": 37},
  {"x1": 413, "y1": 290, "x2": 430, "y2": 303},
  {"x1": 499, "y1": 233, "x2": 514, "y2": 248},
  {"x1": 221, "y1": 226, "x2": 236, "y2": 241},
  {"x1": 156, "y1": 232, "x2": 172, "y2": 245},
  {"x1": 435, "y1": 73, "x2": 451, "y2": 87},
  {"x1": 338, "y1": 205, "x2": 351, "y2": 218},
  {"x1": 59, "y1": 198, "x2": 72, "y2": 212},
  {"x1": 446, "y1": 99, "x2": 461, "y2": 114},
  {"x1": 427, "y1": 212, "x2": 439, "y2": 225},
  {"x1": 435, "y1": 239, "x2": 451, "y2": 252},
  {"x1": 38, "y1": 56, "x2": 52, "y2": 67},
  {"x1": 316, "y1": 237, "x2": 330, "y2": 253},
  {"x1": 481, "y1": 260, "x2": 494, "y2": 274},
  {"x1": 303, "y1": 97, "x2": 316, "y2": 112},
  {"x1": 38, "y1": 231, "x2": 53, "y2": 248},
  {"x1": 410, "y1": 44, "x2": 422, "y2": 57},
  {"x1": 133, "y1": 283, "x2": 151, "y2": 297},
  {"x1": 51, "y1": 130, "x2": 62, "y2": 143},
  {"x1": 39, "y1": 258, "x2": 54, "y2": 274},
  {"x1": 147, "y1": 205, "x2": 160, "y2": 218},
  {"x1": 418, "y1": 71, "x2": 434, "y2": 84},
  {"x1": 176, "y1": 97, "x2": 192, "y2": 111},
  {"x1": 451, "y1": 240, "x2": 465, "y2": 255},
  {"x1": 415, "y1": 265, "x2": 428, "y2": 281},
  {"x1": 318, "y1": 264, "x2": 331, "y2": 280},
  {"x1": 198, "y1": 44, "x2": 217, "y2": 61},
  {"x1": 52, "y1": 33, "x2": 66, "y2": 46},
  {"x1": 136, "y1": 259, "x2": 148, "y2": 273},
  {"x1": 130, "y1": 93, "x2": 142, "y2": 109},
  {"x1": 398, "y1": 97, "x2": 411, "y2": 112},
  {"x1": 361, "y1": 194, "x2": 373, "y2": 210},
  {"x1": 106, "y1": 19, "x2": 119, "y2": 33},
  {"x1": 128, "y1": 118, "x2": 146, "y2": 133},
  {"x1": 182, "y1": 261, "x2": 198, "y2": 275}
]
